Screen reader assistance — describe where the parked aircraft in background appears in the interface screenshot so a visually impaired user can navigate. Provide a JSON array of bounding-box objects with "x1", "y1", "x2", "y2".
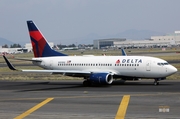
[
  {"x1": 62, "y1": 47, "x2": 78, "y2": 51},
  {"x1": 3, "y1": 20, "x2": 177, "y2": 86}
]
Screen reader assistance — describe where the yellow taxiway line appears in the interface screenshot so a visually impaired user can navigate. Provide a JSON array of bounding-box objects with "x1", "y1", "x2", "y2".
[
  {"x1": 115, "y1": 95, "x2": 130, "y2": 119},
  {"x1": 14, "y1": 98, "x2": 54, "y2": 119}
]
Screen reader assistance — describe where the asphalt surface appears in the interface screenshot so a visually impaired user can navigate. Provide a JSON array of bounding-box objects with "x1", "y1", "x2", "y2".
[{"x1": 0, "y1": 79, "x2": 180, "y2": 119}]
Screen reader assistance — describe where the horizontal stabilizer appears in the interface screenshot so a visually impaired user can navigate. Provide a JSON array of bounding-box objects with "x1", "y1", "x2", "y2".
[{"x1": 14, "y1": 57, "x2": 42, "y2": 62}]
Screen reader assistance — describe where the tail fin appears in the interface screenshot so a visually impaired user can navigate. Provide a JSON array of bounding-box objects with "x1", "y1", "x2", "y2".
[
  {"x1": 27, "y1": 20, "x2": 67, "y2": 57},
  {"x1": 121, "y1": 49, "x2": 127, "y2": 56}
]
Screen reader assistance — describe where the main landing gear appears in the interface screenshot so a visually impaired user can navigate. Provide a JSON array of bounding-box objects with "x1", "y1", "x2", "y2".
[
  {"x1": 154, "y1": 79, "x2": 159, "y2": 85},
  {"x1": 83, "y1": 80, "x2": 92, "y2": 86}
]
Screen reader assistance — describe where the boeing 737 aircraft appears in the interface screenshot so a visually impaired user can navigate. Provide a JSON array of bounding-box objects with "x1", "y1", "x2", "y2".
[{"x1": 3, "y1": 20, "x2": 177, "y2": 86}]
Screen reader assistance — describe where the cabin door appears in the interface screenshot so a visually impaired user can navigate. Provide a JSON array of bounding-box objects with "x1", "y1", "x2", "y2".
[{"x1": 146, "y1": 61, "x2": 151, "y2": 71}]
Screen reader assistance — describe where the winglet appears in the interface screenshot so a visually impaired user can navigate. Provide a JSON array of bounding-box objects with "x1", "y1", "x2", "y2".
[
  {"x1": 121, "y1": 49, "x2": 127, "y2": 56},
  {"x1": 3, "y1": 55, "x2": 17, "y2": 70}
]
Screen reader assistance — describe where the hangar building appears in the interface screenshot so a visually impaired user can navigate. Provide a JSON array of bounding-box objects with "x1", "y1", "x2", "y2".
[
  {"x1": 93, "y1": 38, "x2": 126, "y2": 49},
  {"x1": 93, "y1": 31, "x2": 180, "y2": 49}
]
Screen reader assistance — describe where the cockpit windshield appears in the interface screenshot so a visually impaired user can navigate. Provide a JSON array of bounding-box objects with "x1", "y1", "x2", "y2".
[{"x1": 157, "y1": 62, "x2": 169, "y2": 66}]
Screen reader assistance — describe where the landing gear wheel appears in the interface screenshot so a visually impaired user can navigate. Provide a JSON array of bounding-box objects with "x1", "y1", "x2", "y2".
[
  {"x1": 83, "y1": 80, "x2": 91, "y2": 86},
  {"x1": 154, "y1": 81, "x2": 159, "y2": 85}
]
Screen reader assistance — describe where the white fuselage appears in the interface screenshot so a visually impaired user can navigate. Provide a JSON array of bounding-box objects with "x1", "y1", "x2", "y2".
[{"x1": 32, "y1": 55, "x2": 177, "y2": 78}]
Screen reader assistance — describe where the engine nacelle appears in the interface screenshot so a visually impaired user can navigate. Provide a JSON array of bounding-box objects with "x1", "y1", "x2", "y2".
[{"x1": 89, "y1": 73, "x2": 114, "y2": 84}]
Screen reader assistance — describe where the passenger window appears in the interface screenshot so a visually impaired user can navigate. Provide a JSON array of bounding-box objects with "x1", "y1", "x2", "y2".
[{"x1": 164, "y1": 63, "x2": 169, "y2": 65}]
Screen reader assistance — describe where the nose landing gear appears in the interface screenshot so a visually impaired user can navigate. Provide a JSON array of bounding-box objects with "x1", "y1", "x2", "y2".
[
  {"x1": 154, "y1": 78, "x2": 166, "y2": 85},
  {"x1": 154, "y1": 79, "x2": 159, "y2": 85}
]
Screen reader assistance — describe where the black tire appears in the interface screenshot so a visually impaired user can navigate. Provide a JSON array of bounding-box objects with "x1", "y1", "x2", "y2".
[
  {"x1": 154, "y1": 81, "x2": 157, "y2": 86},
  {"x1": 83, "y1": 80, "x2": 91, "y2": 86}
]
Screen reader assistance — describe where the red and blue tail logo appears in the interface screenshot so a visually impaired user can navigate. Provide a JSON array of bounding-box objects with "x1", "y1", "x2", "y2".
[{"x1": 27, "y1": 20, "x2": 67, "y2": 57}]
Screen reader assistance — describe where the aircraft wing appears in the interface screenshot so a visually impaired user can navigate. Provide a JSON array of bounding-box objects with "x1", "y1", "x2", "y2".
[
  {"x1": 22, "y1": 69, "x2": 91, "y2": 76},
  {"x1": 3, "y1": 55, "x2": 106, "y2": 77}
]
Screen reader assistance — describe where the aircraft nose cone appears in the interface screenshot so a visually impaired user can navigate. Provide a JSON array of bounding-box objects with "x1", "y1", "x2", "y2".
[
  {"x1": 174, "y1": 67, "x2": 177, "y2": 73},
  {"x1": 170, "y1": 66, "x2": 177, "y2": 74}
]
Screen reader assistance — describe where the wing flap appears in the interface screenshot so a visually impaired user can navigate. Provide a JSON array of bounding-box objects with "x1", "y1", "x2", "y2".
[
  {"x1": 22, "y1": 69, "x2": 90, "y2": 74},
  {"x1": 22, "y1": 69, "x2": 91, "y2": 77},
  {"x1": 3, "y1": 55, "x2": 118, "y2": 77}
]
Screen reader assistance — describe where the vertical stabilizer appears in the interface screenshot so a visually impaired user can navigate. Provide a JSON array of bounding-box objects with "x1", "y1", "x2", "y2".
[
  {"x1": 121, "y1": 49, "x2": 127, "y2": 56},
  {"x1": 27, "y1": 20, "x2": 67, "y2": 57}
]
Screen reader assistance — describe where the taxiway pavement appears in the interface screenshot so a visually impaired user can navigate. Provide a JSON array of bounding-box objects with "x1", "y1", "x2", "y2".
[{"x1": 0, "y1": 80, "x2": 180, "y2": 119}]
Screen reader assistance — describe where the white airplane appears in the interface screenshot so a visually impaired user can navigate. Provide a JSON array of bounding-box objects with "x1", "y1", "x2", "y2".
[{"x1": 3, "y1": 20, "x2": 177, "y2": 86}]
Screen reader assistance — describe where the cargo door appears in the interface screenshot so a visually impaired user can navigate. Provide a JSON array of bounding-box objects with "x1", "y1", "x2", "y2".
[{"x1": 50, "y1": 60, "x2": 53, "y2": 69}]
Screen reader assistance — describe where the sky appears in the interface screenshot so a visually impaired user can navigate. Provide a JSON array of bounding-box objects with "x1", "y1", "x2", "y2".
[{"x1": 0, "y1": 0, "x2": 180, "y2": 45}]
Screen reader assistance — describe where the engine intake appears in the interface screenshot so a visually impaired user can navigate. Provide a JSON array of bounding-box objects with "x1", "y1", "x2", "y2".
[{"x1": 89, "y1": 73, "x2": 114, "y2": 84}]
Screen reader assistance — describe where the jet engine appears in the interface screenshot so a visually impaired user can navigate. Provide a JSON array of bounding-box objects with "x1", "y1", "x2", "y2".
[{"x1": 89, "y1": 73, "x2": 114, "y2": 84}]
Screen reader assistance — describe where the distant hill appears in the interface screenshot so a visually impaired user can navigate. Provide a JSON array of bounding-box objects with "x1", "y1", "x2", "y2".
[{"x1": 0, "y1": 37, "x2": 14, "y2": 46}]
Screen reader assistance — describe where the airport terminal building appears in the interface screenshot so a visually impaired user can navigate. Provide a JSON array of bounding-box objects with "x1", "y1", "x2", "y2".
[
  {"x1": 93, "y1": 38, "x2": 126, "y2": 49},
  {"x1": 93, "y1": 31, "x2": 180, "y2": 49}
]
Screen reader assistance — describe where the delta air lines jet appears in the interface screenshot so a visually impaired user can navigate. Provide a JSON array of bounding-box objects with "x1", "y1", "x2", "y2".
[{"x1": 3, "y1": 20, "x2": 177, "y2": 86}]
